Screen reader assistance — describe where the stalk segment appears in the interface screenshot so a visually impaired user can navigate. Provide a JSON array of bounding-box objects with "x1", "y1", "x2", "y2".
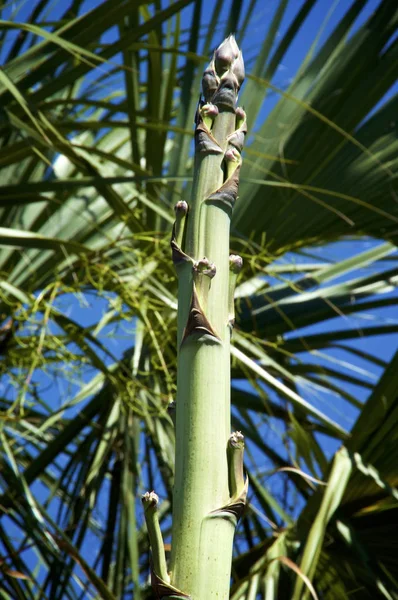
[{"x1": 169, "y1": 36, "x2": 247, "y2": 599}]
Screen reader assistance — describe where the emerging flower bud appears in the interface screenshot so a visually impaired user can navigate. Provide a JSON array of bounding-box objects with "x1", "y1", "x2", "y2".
[
  {"x1": 235, "y1": 106, "x2": 245, "y2": 119},
  {"x1": 200, "y1": 103, "x2": 219, "y2": 119},
  {"x1": 225, "y1": 147, "x2": 240, "y2": 162},
  {"x1": 229, "y1": 430, "x2": 245, "y2": 449},
  {"x1": 202, "y1": 67, "x2": 219, "y2": 103},
  {"x1": 174, "y1": 200, "x2": 188, "y2": 216},
  {"x1": 141, "y1": 491, "x2": 159, "y2": 507},
  {"x1": 200, "y1": 102, "x2": 219, "y2": 130},
  {"x1": 232, "y1": 51, "x2": 245, "y2": 87},
  {"x1": 214, "y1": 35, "x2": 240, "y2": 75},
  {"x1": 235, "y1": 106, "x2": 246, "y2": 129},
  {"x1": 194, "y1": 257, "x2": 217, "y2": 279},
  {"x1": 214, "y1": 35, "x2": 245, "y2": 86},
  {"x1": 229, "y1": 254, "x2": 243, "y2": 274},
  {"x1": 202, "y1": 36, "x2": 245, "y2": 107}
]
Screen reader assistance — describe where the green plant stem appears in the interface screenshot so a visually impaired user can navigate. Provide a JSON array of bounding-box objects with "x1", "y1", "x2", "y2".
[
  {"x1": 169, "y1": 36, "x2": 246, "y2": 599},
  {"x1": 141, "y1": 491, "x2": 169, "y2": 584}
]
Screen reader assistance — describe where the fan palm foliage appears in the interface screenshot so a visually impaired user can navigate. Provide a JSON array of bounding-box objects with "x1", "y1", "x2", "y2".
[{"x1": 0, "y1": 0, "x2": 397, "y2": 598}]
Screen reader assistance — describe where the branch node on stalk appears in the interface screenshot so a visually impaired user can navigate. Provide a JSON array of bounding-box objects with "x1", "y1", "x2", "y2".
[
  {"x1": 151, "y1": 569, "x2": 191, "y2": 599},
  {"x1": 227, "y1": 113, "x2": 247, "y2": 154},
  {"x1": 227, "y1": 431, "x2": 248, "y2": 518},
  {"x1": 208, "y1": 479, "x2": 248, "y2": 525},
  {"x1": 224, "y1": 147, "x2": 241, "y2": 179},
  {"x1": 193, "y1": 257, "x2": 216, "y2": 279},
  {"x1": 195, "y1": 116, "x2": 223, "y2": 155},
  {"x1": 199, "y1": 102, "x2": 219, "y2": 130},
  {"x1": 171, "y1": 232, "x2": 191, "y2": 269},
  {"x1": 206, "y1": 164, "x2": 241, "y2": 214},
  {"x1": 235, "y1": 106, "x2": 246, "y2": 129},
  {"x1": 207, "y1": 432, "x2": 248, "y2": 525},
  {"x1": 181, "y1": 285, "x2": 220, "y2": 345},
  {"x1": 204, "y1": 117, "x2": 246, "y2": 212}
]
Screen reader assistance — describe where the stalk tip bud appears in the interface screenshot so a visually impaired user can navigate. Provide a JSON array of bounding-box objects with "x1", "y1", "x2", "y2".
[
  {"x1": 174, "y1": 200, "x2": 188, "y2": 216},
  {"x1": 214, "y1": 35, "x2": 243, "y2": 82},
  {"x1": 229, "y1": 254, "x2": 243, "y2": 274},
  {"x1": 142, "y1": 491, "x2": 159, "y2": 508},
  {"x1": 202, "y1": 36, "x2": 244, "y2": 108},
  {"x1": 229, "y1": 431, "x2": 245, "y2": 449}
]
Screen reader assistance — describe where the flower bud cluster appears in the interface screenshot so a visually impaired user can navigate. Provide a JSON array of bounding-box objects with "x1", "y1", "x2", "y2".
[
  {"x1": 194, "y1": 257, "x2": 217, "y2": 279},
  {"x1": 141, "y1": 490, "x2": 159, "y2": 508},
  {"x1": 202, "y1": 35, "x2": 245, "y2": 109}
]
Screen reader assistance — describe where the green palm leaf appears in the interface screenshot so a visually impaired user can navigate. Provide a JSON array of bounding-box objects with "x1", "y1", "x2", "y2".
[{"x1": 0, "y1": 0, "x2": 397, "y2": 598}]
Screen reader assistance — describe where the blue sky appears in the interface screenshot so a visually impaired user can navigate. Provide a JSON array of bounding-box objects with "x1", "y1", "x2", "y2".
[
  {"x1": 1, "y1": 0, "x2": 394, "y2": 468},
  {"x1": 1, "y1": 0, "x2": 396, "y2": 487},
  {"x1": 1, "y1": 0, "x2": 397, "y2": 594}
]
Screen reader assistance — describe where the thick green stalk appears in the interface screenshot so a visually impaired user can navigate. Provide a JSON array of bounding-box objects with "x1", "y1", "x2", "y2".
[{"x1": 168, "y1": 36, "x2": 247, "y2": 599}]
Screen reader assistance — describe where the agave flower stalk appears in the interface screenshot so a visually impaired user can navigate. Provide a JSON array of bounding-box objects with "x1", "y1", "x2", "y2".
[{"x1": 166, "y1": 36, "x2": 247, "y2": 599}]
